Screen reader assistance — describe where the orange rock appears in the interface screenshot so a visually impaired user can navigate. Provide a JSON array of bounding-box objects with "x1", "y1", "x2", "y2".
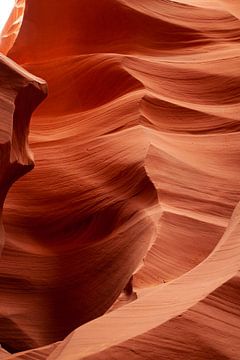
[{"x1": 0, "y1": 0, "x2": 240, "y2": 358}]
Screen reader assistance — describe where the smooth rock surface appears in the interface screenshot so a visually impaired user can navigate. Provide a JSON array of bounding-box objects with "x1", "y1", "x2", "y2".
[{"x1": 0, "y1": 0, "x2": 240, "y2": 359}]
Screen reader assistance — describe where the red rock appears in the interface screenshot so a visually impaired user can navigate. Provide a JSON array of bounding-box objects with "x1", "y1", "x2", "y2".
[
  {"x1": 0, "y1": 53, "x2": 47, "y2": 255},
  {"x1": 0, "y1": 0, "x2": 240, "y2": 358}
]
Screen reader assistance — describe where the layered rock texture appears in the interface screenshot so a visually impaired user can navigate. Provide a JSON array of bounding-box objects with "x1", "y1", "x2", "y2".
[{"x1": 0, "y1": 0, "x2": 240, "y2": 359}]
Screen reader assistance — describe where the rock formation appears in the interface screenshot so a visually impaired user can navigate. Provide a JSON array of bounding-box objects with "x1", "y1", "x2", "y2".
[
  {"x1": 0, "y1": 0, "x2": 240, "y2": 359},
  {"x1": 0, "y1": 53, "x2": 47, "y2": 254}
]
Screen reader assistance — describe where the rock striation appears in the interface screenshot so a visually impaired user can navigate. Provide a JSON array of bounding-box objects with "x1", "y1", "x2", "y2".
[{"x1": 0, "y1": 0, "x2": 240, "y2": 359}]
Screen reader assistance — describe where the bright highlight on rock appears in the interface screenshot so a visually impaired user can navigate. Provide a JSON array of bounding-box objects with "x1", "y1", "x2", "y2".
[{"x1": 0, "y1": 0, "x2": 15, "y2": 33}]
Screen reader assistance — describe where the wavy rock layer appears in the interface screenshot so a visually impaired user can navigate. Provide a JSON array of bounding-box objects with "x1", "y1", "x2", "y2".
[{"x1": 0, "y1": 0, "x2": 240, "y2": 358}]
